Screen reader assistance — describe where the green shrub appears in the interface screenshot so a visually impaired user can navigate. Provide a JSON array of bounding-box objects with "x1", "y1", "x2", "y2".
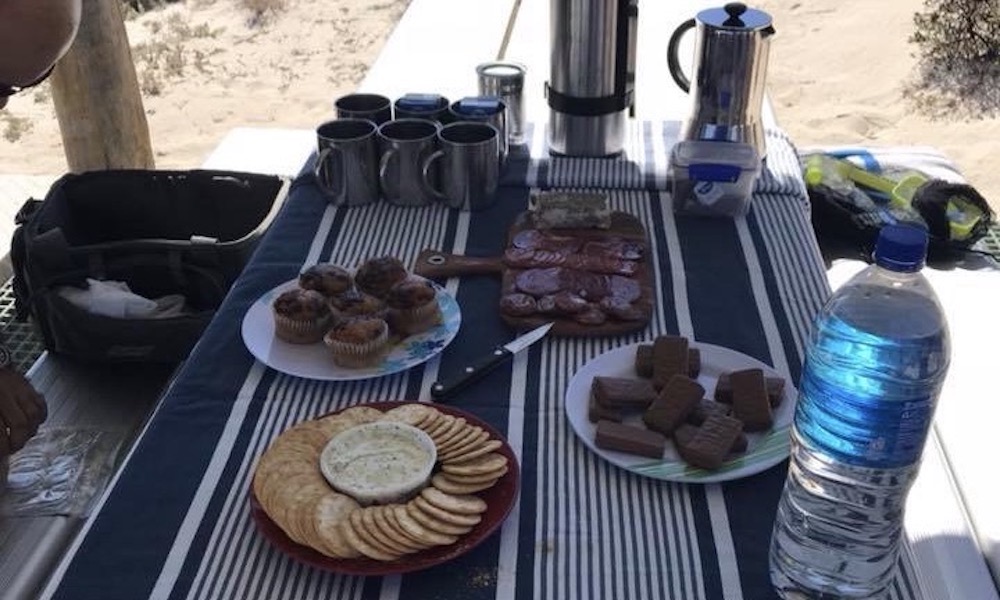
[{"x1": 908, "y1": 0, "x2": 1000, "y2": 118}]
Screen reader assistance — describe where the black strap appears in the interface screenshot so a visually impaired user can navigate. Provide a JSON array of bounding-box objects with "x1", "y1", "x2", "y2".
[{"x1": 546, "y1": 84, "x2": 634, "y2": 117}]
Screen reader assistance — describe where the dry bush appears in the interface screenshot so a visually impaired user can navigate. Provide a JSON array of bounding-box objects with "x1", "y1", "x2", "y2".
[
  {"x1": 132, "y1": 10, "x2": 221, "y2": 96},
  {"x1": 241, "y1": 0, "x2": 289, "y2": 28},
  {"x1": 906, "y1": 0, "x2": 1000, "y2": 119},
  {"x1": 1, "y1": 113, "x2": 33, "y2": 142}
]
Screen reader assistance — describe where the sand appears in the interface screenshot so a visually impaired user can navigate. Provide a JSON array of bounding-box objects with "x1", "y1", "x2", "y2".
[{"x1": 0, "y1": 0, "x2": 997, "y2": 211}]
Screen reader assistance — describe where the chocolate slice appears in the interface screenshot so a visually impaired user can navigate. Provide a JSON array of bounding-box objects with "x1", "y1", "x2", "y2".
[
  {"x1": 643, "y1": 374, "x2": 704, "y2": 436},
  {"x1": 687, "y1": 398, "x2": 730, "y2": 426},
  {"x1": 636, "y1": 344, "x2": 699, "y2": 379},
  {"x1": 675, "y1": 422, "x2": 748, "y2": 454},
  {"x1": 588, "y1": 396, "x2": 623, "y2": 423},
  {"x1": 729, "y1": 368, "x2": 773, "y2": 432},
  {"x1": 688, "y1": 348, "x2": 701, "y2": 378},
  {"x1": 652, "y1": 335, "x2": 690, "y2": 390},
  {"x1": 714, "y1": 372, "x2": 786, "y2": 407},
  {"x1": 594, "y1": 420, "x2": 666, "y2": 458},
  {"x1": 592, "y1": 376, "x2": 657, "y2": 410},
  {"x1": 675, "y1": 414, "x2": 744, "y2": 470}
]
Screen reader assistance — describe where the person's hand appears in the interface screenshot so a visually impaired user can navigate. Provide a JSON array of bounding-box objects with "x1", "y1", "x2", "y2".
[{"x1": 0, "y1": 367, "x2": 46, "y2": 459}]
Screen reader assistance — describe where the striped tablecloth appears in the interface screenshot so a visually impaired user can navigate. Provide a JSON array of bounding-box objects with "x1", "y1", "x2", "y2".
[{"x1": 41, "y1": 123, "x2": 930, "y2": 599}]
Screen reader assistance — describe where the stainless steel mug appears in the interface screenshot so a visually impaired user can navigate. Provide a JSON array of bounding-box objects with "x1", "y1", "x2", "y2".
[
  {"x1": 334, "y1": 93, "x2": 393, "y2": 125},
  {"x1": 448, "y1": 97, "x2": 508, "y2": 165},
  {"x1": 377, "y1": 119, "x2": 440, "y2": 207},
  {"x1": 667, "y1": 3, "x2": 775, "y2": 158},
  {"x1": 315, "y1": 119, "x2": 379, "y2": 206},
  {"x1": 393, "y1": 93, "x2": 451, "y2": 123},
  {"x1": 477, "y1": 62, "x2": 526, "y2": 145},
  {"x1": 422, "y1": 122, "x2": 500, "y2": 211}
]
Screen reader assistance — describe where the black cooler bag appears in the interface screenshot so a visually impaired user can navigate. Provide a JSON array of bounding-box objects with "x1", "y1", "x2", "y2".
[{"x1": 10, "y1": 169, "x2": 290, "y2": 363}]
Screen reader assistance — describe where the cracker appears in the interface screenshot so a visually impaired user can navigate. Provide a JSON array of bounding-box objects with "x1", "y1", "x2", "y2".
[
  {"x1": 313, "y1": 493, "x2": 361, "y2": 558},
  {"x1": 436, "y1": 425, "x2": 483, "y2": 455},
  {"x1": 342, "y1": 512, "x2": 400, "y2": 561},
  {"x1": 372, "y1": 505, "x2": 424, "y2": 553},
  {"x1": 408, "y1": 499, "x2": 476, "y2": 535},
  {"x1": 358, "y1": 507, "x2": 414, "y2": 556},
  {"x1": 430, "y1": 416, "x2": 467, "y2": 446},
  {"x1": 381, "y1": 403, "x2": 437, "y2": 427},
  {"x1": 392, "y1": 505, "x2": 458, "y2": 547},
  {"x1": 438, "y1": 429, "x2": 491, "y2": 461},
  {"x1": 337, "y1": 405, "x2": 385, "y2": 425},
  {"x1": 441, "y1": 439, "x2": 503, "y2": 465},
  {"x1": 383, "y1": 504, "x2": 431, "y2": 550},
  {"x1": 431, "y1": 472, "x2": 499, "y2": 495},
  {"x1": 438, "y1": 465, "x2": 508, "y2": 485},
  {"x1": 419, "y1": 487, "x2": 488, "y2": 516},
  {"x1": 412, "y1": 495, "x2": 483, "y2": 527},
  {"x1": 425, "y1": 414, "x2": 456, "y2": 439},
  {"x1": 439, "y1": 452, "x2": 507, "y2": 477}
]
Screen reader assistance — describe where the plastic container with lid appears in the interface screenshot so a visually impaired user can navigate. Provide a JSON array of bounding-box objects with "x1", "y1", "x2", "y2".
[{"x1": 670, "y1": 140, "x2": 760, "y2": 217}]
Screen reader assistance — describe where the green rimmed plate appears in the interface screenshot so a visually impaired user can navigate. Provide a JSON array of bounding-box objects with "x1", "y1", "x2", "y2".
[{"x1": 564, "y1": 342, "x2": 797, "y2": 484}]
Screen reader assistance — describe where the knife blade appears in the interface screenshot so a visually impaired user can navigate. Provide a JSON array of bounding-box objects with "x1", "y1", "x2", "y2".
[{"x1": 430, "y1": 322, "x2": 553, "y2": 401}]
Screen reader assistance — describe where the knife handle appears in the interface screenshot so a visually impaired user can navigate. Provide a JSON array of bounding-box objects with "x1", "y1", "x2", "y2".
[{"x1": 430, "y1": 346, "x2": 513, "y2": 401}]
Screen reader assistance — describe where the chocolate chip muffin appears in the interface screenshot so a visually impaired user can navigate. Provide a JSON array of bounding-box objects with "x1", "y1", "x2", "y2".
[
  {"x1": 323, "y1": 317, "x2": 390, "y2": 368},
  {"x1": 354, "y1": 256, "x2": 409, "y2": 299},
  {"x1": 328, "y1": 287, "x2": 386, "y2": 321},
  {"x1": 385, "y1": 277, "x2": 441, "y2": 336},
  {"x1": 272, "y1": 288, "x2": 332, "y2": 344},
  {"x1": 298, "y1": 263, "x2": 353, "y2": 298}
]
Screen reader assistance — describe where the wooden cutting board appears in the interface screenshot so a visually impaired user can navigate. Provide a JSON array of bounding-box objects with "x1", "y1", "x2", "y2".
[{"x1": 413, "y1": 211, "x2": 654, "y2": 337}]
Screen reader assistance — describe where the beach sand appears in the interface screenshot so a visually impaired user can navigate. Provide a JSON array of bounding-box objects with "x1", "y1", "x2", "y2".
[{"x1": 0, "y1": 0, "x2": 997, "y2": 211}]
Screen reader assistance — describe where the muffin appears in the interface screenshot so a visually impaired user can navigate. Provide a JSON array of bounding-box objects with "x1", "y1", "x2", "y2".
[
  {"x1": 385, "y1": 277, "x2": 442, "y2": 336},
  {"x1": 298, "y1": 263, "x2": 353, "y2": 298},
  {"x1": 324, "y1": 317, "x2": 390, "y2": 368},
  {"x1": 272, "y1": 288, "x2": 332, "y2": 344},
  {"x1": 354, "y1": 256, "x2": 408, "y2": 299},
  {"x1": 328, "y1": 287, "x2": 386, "y2": 322}
]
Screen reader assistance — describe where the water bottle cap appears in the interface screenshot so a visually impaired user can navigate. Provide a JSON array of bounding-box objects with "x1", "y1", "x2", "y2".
[{"x1": 874, "y1": 225, "x2": 928, "y2": 272}]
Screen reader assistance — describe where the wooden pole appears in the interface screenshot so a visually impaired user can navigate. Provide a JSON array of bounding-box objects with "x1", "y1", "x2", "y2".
[{"x1": 49, "y1": 0, "x2": 154, "y2": 172}]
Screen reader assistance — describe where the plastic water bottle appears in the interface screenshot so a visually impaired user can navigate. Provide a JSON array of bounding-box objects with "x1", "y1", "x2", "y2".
[{"x1": 769, "y1": 225, "x2": 950, "y2": 599}]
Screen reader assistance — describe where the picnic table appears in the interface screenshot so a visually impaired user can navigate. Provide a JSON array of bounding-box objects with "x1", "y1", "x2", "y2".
[{"x1": 25, "y1": 0, "x2": 1000, "y2": 598}]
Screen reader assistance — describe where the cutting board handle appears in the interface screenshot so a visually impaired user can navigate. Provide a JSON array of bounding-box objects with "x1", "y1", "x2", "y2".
[{"x1": 413, "y1": 249, "x2": 503, "y2": 279}]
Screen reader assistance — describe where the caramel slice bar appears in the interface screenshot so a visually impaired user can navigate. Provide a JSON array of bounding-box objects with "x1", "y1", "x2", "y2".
[
  {"x1": 687, "y1": 398, "x2": 730, "y2": 426},
  {"x1": 729, "y1": 368, "x2": 773, "y2": 431},
  {"x1": 714, "y1": 373, "x2": 786, "y2": 407},
  {"x1": 652, "y1": 336, "x2": 690, "y2": 390},
  {"x1": 642, "y1": 374, "x2": 704, "y2": 436},
  {"x1": 675, "y1": 414, "x2": 745, "y2": 470},
  {"x1": 589, "y1": 395, "x2": 623, "y2": 423},
  {"x1": 594, "y1": 420, "x2": 666, "y2": 458},
  {"x1": 637, "y1": 344, "x2": 700, "y2": 379},
  {"x1": 675, "y1": 422, "x2": 748, "y2": 455},
  {"x1": 635, "y1": 344, "x2": 654, "y2": 378},
  {"x1": 592, "y1": 376, "x2": 657, "y2": 410}
]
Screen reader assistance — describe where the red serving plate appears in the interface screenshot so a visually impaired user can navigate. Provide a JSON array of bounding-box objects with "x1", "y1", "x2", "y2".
[{"x1": 249, "y1": 401, "x2": 521, "y2": 576}]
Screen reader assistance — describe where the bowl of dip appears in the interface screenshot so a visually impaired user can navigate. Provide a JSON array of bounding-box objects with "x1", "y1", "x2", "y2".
[{"x1": 319, "y1": 421, "x2": 437, "y2": 505}]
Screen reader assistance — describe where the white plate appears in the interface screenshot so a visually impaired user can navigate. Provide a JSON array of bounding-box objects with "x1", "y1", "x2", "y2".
[
  {"x1": 241, "y1": 278, "x2": 461, "y2": 381},
  {"x1": 564, "y1": 342, "x2": 797, "y2": 484}
]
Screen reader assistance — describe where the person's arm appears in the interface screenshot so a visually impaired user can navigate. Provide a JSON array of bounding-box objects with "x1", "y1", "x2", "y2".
[{"x1": 0, "y1": 343, "x2": 46, "y2": 462}]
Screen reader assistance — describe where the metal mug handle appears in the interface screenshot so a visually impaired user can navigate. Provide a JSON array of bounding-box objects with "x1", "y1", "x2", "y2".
[
  {"x1": 378, "y1": 147, "x2": 398, "y2": 200},
  {"x1": 314, "y1": 146, "x2": 346, "y2": 201},
  {"x1": 666, "y1": 17, "x2": 696, "y2": 93},
  {"x1": 421, "y1": 149, "x2": 448, "y2": 202}
]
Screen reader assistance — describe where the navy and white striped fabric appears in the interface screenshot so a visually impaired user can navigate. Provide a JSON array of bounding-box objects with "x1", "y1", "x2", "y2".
[{"x1": 43, "y1": 123, "x2": 928, "y2": 600}]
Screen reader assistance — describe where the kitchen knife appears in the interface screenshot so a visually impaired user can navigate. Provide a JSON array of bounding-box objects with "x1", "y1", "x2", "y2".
[{"x1": 430, "y1": 322, "x2": 553, "y2": 401}]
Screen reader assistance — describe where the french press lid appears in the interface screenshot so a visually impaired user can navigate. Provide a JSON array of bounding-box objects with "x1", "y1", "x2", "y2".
[{"x1": 697, "y1": 2, "x2": 773, "y2": 31}]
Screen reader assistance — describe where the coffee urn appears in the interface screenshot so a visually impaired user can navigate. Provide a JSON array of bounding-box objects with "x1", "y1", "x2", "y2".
[{"x1": 547, "y1": 0, "x2": 638, "y2": 157}]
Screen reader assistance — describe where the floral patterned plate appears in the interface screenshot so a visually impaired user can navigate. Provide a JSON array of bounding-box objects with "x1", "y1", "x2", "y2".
[{"x1": 241, "y1": 277, "x2": 461, "y2": 381}]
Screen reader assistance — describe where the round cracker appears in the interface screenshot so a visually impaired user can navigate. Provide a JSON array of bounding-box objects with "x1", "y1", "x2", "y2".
[
  {"x1": 442, "y1": 440, "x2": 503, "y2": 465},
  {"x1": 440, "y1": 464, "x2": 508, "y2": 485},
  {"x1": 407, "y1": 500, "x2": 475, "y2": 536},
  {"x1": 430, "y1": 417, "x2": 467, "y2": 446},
  {"x1": 381, "y1": 403, "x2": 437, "y2": 427},
  {"x1": 412, "y1": 495, "x2": 482, "y2": 528},
  {"x1": 383, "y1": 504, "x2": 432, "y2": 551},
  {"x1": 313, "y1": 494, "x2": 361, "y2": 558},
  {"x1": 337, "y1": 405, "x2": 385, "y2": 424},
  {"x1": 353, "y1": 508, "x2": 410, "y2": 557},
  {"x1": 436, "y1": 424, "x2": 482, "y2": 455},
  {"x1": 419, "y1": 487, "x2": 487, "y2": 516},
  {"x1": 438, "y1": 429, "x2": 491, "y2": 460},
  {"x1": 280, "y1": 426, "x2": 332, "y2": 452},
  {"x1": 431, "y1": 472, "x2": 499, "y2": 495},
  {"x1": 425, "y1": 414, "x2": 456, "y2": 439},
  {"x1": 342, "y1": 511, "x2": 400, "y2": 561},
  {"x1": 372, "y1": 505, "x2": 424, "y2": 553},
  {"x1": 440, "y1": 452, "x2": 507, "y2": 476},
  {"x1": 392, "y1": 504, "x2": 458, "y2": 547}
]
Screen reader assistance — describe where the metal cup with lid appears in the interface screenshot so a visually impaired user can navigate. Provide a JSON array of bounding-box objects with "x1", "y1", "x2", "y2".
[{"x1": 476, "y1": 61, "x2": 527, "y2": 146}]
